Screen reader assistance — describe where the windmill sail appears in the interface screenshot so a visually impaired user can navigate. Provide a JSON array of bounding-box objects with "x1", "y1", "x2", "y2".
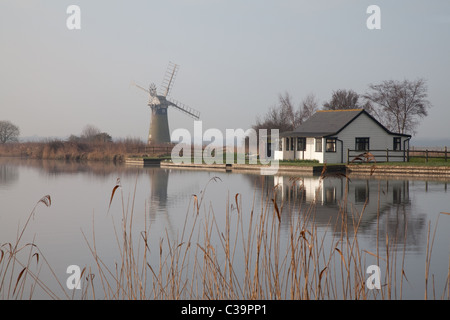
[
  {"x1": 160, "y1": 61, "x2": 179, "y2": 97},
  {"x1": 167, "y1": 98, "x2": 200, "y2": 120},
  {"x1": 133, "y1": 83, "x2": 150, "y2": 94}
]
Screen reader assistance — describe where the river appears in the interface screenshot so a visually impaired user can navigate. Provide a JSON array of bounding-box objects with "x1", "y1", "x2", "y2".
[{"x1": 0, "y1": 158, "x2": 449, "y2": 300}]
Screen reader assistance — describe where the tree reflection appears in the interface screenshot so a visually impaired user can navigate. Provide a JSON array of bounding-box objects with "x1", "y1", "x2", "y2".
[
  {"x1": 243, "y1": 173, "x2": 445, "y2": 254},
  {"x1": 0, "y1": 163, "x2": 19, "y2": 188}
]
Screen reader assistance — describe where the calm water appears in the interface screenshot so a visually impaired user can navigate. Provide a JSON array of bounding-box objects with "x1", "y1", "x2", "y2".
[{"x1": 0, "y1": 157, "x2": 449, "y2": 299}]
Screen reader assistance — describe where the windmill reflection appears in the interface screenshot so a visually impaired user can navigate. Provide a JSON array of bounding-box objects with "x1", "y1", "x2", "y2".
[
  {"x1": 146, "y1": 168, "x2": 201, "y2": 238},
  {"x1": 147, "y1": 168, "x2": 176, "y2": 237}
]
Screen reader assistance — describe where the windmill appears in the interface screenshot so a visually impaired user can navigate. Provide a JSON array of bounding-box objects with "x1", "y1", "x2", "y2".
[{"x1": 133, "y1": 62, "x2": 200, "y2": 145}]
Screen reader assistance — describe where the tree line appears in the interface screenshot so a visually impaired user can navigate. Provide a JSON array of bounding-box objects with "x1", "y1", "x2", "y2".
[
  {"x1": 0, "y1": 122, "x2": 113, "y2": 144},
  {"x1": 253, "y1": 78, "x2": 432, "y2": 136}
]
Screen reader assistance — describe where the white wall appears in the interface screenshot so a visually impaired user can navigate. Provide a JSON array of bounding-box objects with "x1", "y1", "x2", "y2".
[
  {"x1": 277, "y1": 137, "x2": 324, "y2": 162},
  {"x1": 324, "y1": 112, "x2": 409, "y2": 163},
  {"x1": 278, "y1": 113, "x2": 409, "y2": 163},
  {"x1": 304, "y1": 137, "x2": 324, "y2": 162},
  {"x1": 274, "y1": 176, "x2": 323, "y2": 202}
]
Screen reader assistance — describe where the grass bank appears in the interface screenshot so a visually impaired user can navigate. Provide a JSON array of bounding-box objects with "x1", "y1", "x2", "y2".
[{"x1": 349, "y1": 157, "x2": 450, "y2": 167}]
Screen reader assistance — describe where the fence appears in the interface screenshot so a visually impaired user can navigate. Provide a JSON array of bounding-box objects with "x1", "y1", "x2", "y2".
[
  {"x1": 347, "y1": 149, "x2": 408, "y2": 163},
  {"x1": 347, "y1": 147, "x2": 449, "y2": 163},
  {"x1": 130, "y1": 145, "x2": 173, "y2": 155},
  {"x1": 409, "y1": 147, "x2": 449, "y2": 162}
]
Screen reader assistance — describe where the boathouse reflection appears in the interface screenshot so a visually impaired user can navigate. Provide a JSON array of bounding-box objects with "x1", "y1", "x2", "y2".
[{"x1": 271, "y1": 175, "x2": 427, "y2": 251}]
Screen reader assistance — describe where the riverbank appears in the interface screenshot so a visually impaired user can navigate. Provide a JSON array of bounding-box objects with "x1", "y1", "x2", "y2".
[
  {"x1": 3, "y1": 140, "x2": 450, "y2": 178},
  {"x1": 159, "y1": 161, "x2": 346, "y2": 175},
  {"x1": 347, "y1": 163, "x2": 450, "y2": 177},
  {"x1": 0, "y1": 140, "x2": 156, "y2": 162},
  {"x1": 127, "y1": 158, "x2": 450, "y2": 178}
]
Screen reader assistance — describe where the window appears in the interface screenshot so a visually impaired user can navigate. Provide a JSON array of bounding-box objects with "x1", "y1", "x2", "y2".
[
  {"x1": 355, "y1": 138, "x2": 370, "y2": 151},
  {"x1": 324, "y1": 187, "x2": 336, "y2": 204},
  {"x1": 315, "y1": 138, "x2": 322, "y2": 152},
  {"x1": 297, "y1": 137, "x2": 306, "y2": 151},
  {"x1": 285, "y1": 138, "x2": 289, "y2": 151},
  {"x1": 393, "y1": 186, "x2": 403, "y2": 204},
  {"x1": 355, "y1": 185, "x2": 369, "y2": 204},
  {"x1": 326, "y1": 138, "x2": 336, "y2": 152},
  {"x1": 290, "y1": 137, "x2": 294, "y2": 151},
  {"x1": 393, "y1": 137, "x2": 401, "y2": 151},
  {"x1": 266, "y1": 138, "x2": 272, "y2": 158}
]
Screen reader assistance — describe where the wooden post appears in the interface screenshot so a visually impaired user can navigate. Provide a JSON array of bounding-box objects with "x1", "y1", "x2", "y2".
[
  {"x1": 386, "y1": 148, "x2": 389, "y2": 162},
  {"x1": 347, "y1": 148, "x2": 350, "y2": 164}
]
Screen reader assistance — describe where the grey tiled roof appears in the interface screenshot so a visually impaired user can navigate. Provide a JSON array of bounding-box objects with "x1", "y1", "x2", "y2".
[{"x1": 281, "y1": 109, "x2": 364, "y2": 137}]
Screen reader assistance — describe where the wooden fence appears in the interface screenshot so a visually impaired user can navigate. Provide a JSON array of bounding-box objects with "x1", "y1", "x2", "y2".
[
  {"x1": 129, "y1": 145, "x2": 233, "y2": 156},
  {"x1": 347, "y1": 147, "x2": 449, "y2": 163},
  {"x1": 409, "y1": 147, "x2": 449, "y2": 162},
  {"x1": 347, "y1": 149, "x2": 408, "y2": 163},
  {"x1": 130, "y1": 145, "x2": 174, "y2": 155}
]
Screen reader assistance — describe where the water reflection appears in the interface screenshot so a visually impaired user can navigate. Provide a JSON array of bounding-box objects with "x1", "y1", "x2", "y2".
[
  {"x1": 0, "y1": 157, "x2": 446, "y2": 257},
  {"x1": 0, "y1": 157, "x2": 139, "y2": 179},
  {"x1": 139, "y1": 166, "x2": 436, "y2": 254},
  {"x1": 148, "y1": 168, "x2": 174, "y2": 236},
  {"x1": 271, "y1": 174, "x2": 429, "y2": 252},
  {"x1": 0, "y1": 162, "x2": 19, "y2": 189},
  {"x1": 1, "y1": 159, "x2": 449, "y2": 299}
]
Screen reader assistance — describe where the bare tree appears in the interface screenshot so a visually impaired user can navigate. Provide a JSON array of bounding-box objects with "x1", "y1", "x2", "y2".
[
  {"x1": 323, "y1": 89, "x2": 361, "y2": 110},
  {"x1": 363, "y1": 78, "x2": 431, "y2": 135},
  {"x1": 0, "y1": 120, "x2": 20, "y2": 143},
  {"x1": 253, "y1": 92, "x2": 301, "y2": 133},
  {"x1": 300, "y1": 93, "x2": 319, "y2": 122},
  {"x1": 80, "y1": 124, "x2": 101, "y2": 141},
  {"x1": 253, "y1": 92, "x2": 320, "y2": 134},
  {"x1": 278, "y1": 92, "x2": 303, "y2": 130}
]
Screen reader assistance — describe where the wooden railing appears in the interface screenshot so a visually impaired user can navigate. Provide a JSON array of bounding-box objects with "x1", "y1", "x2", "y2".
[
  {"x1": 409, "y1": 147, "x2": 449, "y2": 162},
  {"x1": 130, "y1": 145, "x2": 174, "y2": 155},
  {"x1": 347, "y1": 147, "x2": 450, "y2": 163},
  {"x1": 347, "y1": 149, "x2": 408, "y2": 163}
]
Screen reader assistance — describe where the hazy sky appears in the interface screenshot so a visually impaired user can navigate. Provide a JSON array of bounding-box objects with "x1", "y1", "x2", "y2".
[{"x1": 1, "y1": 0, "x2": 449, "y2": 144}]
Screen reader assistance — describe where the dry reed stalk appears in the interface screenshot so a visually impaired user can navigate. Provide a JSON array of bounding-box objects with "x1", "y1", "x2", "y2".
[
  {"x1": 5, "y1": 169, "x2": 449, "y2": 300},
  {"x1": 76, "y1": 173, "x2": 450, "y2": 300},
  {"x1": 0, "y1": 194, "x2": 70, "y2": 300}
]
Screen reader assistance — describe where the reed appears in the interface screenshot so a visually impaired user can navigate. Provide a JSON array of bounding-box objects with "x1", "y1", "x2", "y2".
[
  {"x1": 1, "y1": 169, "x2": 449, "y2": 300},
  {"x1": 75, "y1": 171, "x2": 449, "y2": 300},
  {"x1": 0, "y1": 195, "x2": 70, "y2": 300},
  {"x1": 0, "y1": 139, "x2": 150, "y2": 162}
]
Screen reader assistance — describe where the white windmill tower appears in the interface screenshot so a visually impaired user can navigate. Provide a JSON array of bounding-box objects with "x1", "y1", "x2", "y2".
[{"x1": 133, "y1": 62, "x2": 200, "y2": 145}]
